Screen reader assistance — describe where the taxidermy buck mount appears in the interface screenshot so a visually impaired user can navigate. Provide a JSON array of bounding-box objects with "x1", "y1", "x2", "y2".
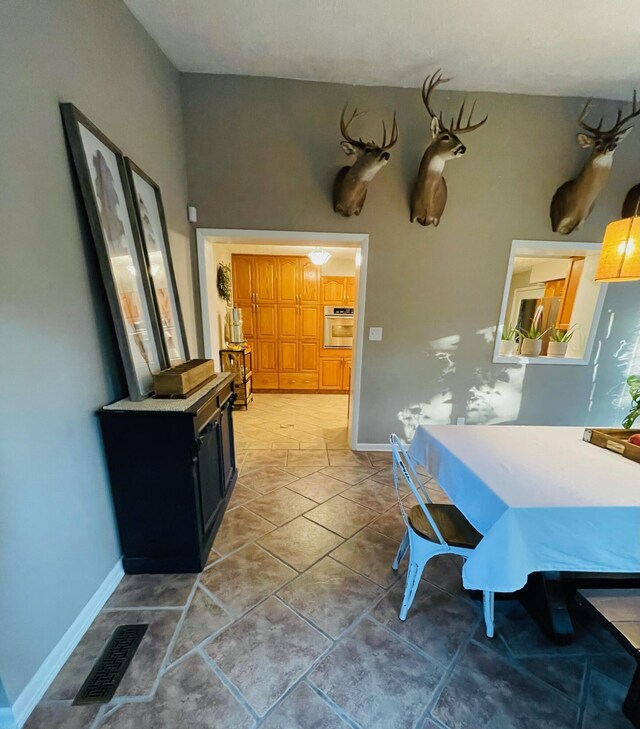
[
  {"x1": 411, "y1": 70, "x2": 488, "y2": 226},
  {"x1": 622, "y1": 183, "x2": 640, "y2": 218},
  {"x1": 550, "y1": 92, "x2": 640, "y2": 234},
  {"x1": 333, "y1": 104, "x2": 398, "y2": 217}
]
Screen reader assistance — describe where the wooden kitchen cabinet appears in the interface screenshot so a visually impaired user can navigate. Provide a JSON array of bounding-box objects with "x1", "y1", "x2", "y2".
[
  {"x1": 320, "y1": 358, "x2": 344, "y2": 390},
  {"x1": 300, "y1": 258, "x2": 320, "y2": 303},
  {"x1": 557, "y1": 257, "x2": 585, "y2": 330},
  {"x1": 255, "y1": 303, "x2": 277, "y2": 338},
  {"x1": 232, "y1": 255, "x2": 254, "y2": 302},
  {"x1": 300, "y1": 305, "x2": 320, "y2": 339},
  {"x1": 278, "y1": 304, "x2": 299, "y2": 339},
  {"x1": 300, "y1": 341, "x2": 319, "y2": 372},
  {"x1": 236, "y1": 302, "x2": 255, "y2": 338},
  {"x1": 345, "y1": 277, "x2": 356, "y2": 305},
  {"x1": 321, "y1": 276, "x2": 356, "y2": 305},
  {"x1": 319, "y1": 352, "x2": 352, "y2": 391},
  {"x1": 321, "y1": 276, "x2": 347, "y2": 305},
  {"x1": 277, "y1": 257, "x2": 299, "y2": 304},
  {"x1": 232, "y1": 254, "x2": 353, "y2": 391},
  {"x1": 342, "y1": 359, "x2": 352, "y2": 390},
  {"x1": 255, "y1": 339, "x2": 278, "y2": 373},
  {"x1": 254, "y1": 256, "x2": 277, "y2": 303},
  {"x1": 279, "y1": 340, "x2": 299, "y2": 372}
]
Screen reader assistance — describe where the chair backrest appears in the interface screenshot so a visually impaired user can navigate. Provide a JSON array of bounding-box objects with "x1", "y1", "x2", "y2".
[{"x1": 389, "y1": 433, "x2": 448, "y2": 546}]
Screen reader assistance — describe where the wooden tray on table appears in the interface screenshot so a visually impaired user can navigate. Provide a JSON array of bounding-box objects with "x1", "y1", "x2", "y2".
[{"x1": 583, "y1": 428, "x2": 640, "y2": 464}]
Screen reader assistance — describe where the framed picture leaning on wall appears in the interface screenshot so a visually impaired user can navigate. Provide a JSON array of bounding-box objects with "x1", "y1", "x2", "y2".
[
  {"x1": 125, "y1": 159, "x2": 189, "y2": 367},
  {"x1": 60, "y1": 103, "x2": 165, "y2": 400}
]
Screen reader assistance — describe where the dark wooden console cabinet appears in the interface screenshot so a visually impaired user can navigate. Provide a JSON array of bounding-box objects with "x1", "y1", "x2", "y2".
[{"x1": 99, "y1": 373, "x2": 237, "y2": 574}]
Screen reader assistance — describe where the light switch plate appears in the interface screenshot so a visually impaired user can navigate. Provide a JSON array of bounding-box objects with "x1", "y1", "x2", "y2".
[{"x1": 369, "y1": 327, "x2": 383, "y2": 341}]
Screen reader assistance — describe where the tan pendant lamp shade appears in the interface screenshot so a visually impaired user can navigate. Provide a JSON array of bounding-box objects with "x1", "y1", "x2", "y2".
[{"x1": 596, "y1": 216, "x2": 640, "y2": 282}]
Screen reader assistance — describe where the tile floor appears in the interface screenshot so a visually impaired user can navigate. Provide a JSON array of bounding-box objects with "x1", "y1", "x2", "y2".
[{"x1": 27, "y1": 394, "x2": 635, "y2": 728}]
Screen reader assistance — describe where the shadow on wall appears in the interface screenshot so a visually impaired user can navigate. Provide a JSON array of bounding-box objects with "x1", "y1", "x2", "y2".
[
  {"x1": 397, "y1": 282, "x2": 640, "y2": 440},
  {"x1": 588, "y1": 284, "x2": 640, "y2": 424},
  {"x1": 397, "y1": 326, "x2": 526, "y2": 439}
]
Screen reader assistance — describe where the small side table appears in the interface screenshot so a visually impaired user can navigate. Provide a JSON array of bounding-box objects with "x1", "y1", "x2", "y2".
[{"x1": 220, "y1": 345, "x2": 253, "y2": 410}]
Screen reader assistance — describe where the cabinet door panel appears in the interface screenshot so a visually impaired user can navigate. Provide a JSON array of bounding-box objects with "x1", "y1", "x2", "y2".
[
  {"x1": 232, "y1": 255, "x2": 253, "y2": 302},
  {"x1": 255, "y1": 304, "x2": 277, "y2": 338},
  {"x1": 236, "y1": 303, "x2": 255, "y2": 338},
  {"x1": 279, "y1": 341, "x2": 298, "y2": 372},
  {"x1": 558, "y1": 257, "x2": 585, "y2": 330},
  {"x1": 256, "y1": 340, "x2": 277, "y2": 372},
  {"x1": 277, "y1": 257, "x2": 299, "y2": 303},
  {"x1": 254, "y1": 256, "x2": 277, "y2": 303},
  {"x1": 300, "y1": 341, "x2": 318, "y2": 372},
  {"x1": 219, "y1": 397, "x2": 235, "y2": 496},
  {"x1": 342, "y1": 359, "x2": 352, "y2": 391},
  {"x1": 278, "y1": 305, "x2": 299, "y2": 339},
  {"x1": 300, "y1": 259, "x2": 320, "y2": 303},
  {"x1": 320, "y1": 358, "x2": 343, "y2": 389},
  {"x1": 196, "y1": 420, "x2": 222, "y2": 534},
  {"x1": 321, "y1": 276, "x2": 346, "y2": 305},
  {"x1": 345, "y1": 277, "x2": 356, "y2": 305},
  {"x1": 300, "y1": 305, "x2": 319, "y2": 339}
]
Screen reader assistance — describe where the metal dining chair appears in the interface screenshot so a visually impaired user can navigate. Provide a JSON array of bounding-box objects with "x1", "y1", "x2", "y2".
[{"x1": 389, "y1": 433, "x2": 495, "y2": 638}]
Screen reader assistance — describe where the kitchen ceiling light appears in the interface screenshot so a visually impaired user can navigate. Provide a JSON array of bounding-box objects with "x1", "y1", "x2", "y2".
[
  {"x1": 596, "y1": 216, "x2": 640, "y2": 282},
  {"x1": 308, "y1": 248, "x2": 332, "y2": 266}
]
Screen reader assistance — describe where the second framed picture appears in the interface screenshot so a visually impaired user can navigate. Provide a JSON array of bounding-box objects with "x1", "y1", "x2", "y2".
[
  {"x1": 125, "y1": 159, "x2": 189, "y2": 367},
  {"x1": 60, "y1": 103, "x2": 165, "y2": 400}
]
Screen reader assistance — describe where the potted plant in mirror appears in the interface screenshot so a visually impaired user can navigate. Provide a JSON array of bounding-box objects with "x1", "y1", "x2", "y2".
[
  {"x1": 547, "y1": 325, "x2": 577, "y2": 357},
  {"x1": 623, "y1": 375, "x2": 640, "y2": 430},
  {"x1": 518, "y1": 324, "x2": 548, "y2": 357},
  {"x1": 499, "y1": 324, "x2": 520, "y2": 357}
]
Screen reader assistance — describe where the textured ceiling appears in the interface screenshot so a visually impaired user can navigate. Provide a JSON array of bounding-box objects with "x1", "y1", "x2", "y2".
[{"x1": 124, "y1": 0, "x2": 640, "y2": 99}]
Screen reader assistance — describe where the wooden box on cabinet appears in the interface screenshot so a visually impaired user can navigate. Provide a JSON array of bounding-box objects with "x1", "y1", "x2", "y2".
[{"x1": 98, "y1": 374, "x2": 237, "y2": 574}]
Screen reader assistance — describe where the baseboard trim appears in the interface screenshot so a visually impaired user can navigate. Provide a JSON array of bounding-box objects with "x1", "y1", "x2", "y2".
[
  {"x1": 10, "y1": 560, "x2": 124, "y2": 728},
  {"x1": 0, "y1": 708, "x2": 16, "y2": 729},
  {"x1": 355, "y1": 442, "x2": 391, "y2": 452}
]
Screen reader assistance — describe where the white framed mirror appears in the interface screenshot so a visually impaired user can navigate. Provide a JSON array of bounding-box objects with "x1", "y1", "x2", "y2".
[{"x1": 493, "y1": 240, "x2": 608, "y2": 365}]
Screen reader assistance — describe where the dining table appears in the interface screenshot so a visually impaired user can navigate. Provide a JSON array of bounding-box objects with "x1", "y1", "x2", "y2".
[{"x1": 408, "y1": 424, "x2": 640, "y2": 642}]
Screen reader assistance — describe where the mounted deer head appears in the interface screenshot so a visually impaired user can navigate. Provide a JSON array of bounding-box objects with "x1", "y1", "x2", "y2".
[
  {"x1": 410, "y1": 70, "x2": 487, "y2": 227},
  {"x1": 550, "y1": 92, "x2": 640, "y2": 234},
  {"x1": 622, "y1": 183, "x2": 640, "y2": 218},
  {"x1": 333, "y1": 103, "x2": 398, "y2": 217}
]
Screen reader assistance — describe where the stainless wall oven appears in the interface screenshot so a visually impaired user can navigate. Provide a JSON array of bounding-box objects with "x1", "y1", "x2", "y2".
[{"x1": 323, "y1": 306, "x2": 354, "y2": 348}]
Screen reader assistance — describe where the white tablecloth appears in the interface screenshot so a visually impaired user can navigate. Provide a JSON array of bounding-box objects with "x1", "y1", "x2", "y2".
[{"x1": 408, "y1": 425, "x2": 640, "y2": 593}]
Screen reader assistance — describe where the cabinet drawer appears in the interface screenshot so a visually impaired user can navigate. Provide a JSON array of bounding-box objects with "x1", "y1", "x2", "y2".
[
  {"x1": 253, "y1": 372, "x2": 279, "y2": 389},
  {"x1": 278, "y1": 373, "x2": 319, "y2": 390}
]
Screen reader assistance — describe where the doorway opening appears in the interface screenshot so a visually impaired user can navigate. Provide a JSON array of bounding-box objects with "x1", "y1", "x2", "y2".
[{"x1": 196, "y1": 229, "x2": 368, "y2": 449}]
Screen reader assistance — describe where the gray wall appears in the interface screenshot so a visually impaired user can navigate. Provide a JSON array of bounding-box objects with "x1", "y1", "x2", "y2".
[
  {"x1": 181, "y1": 74, "x2": 640, "y2": 442},
  {"x1": 0, "y1": 0, "x2": 191, "y2": 705}
]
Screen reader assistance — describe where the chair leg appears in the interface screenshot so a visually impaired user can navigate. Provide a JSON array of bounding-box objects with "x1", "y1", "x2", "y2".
[
  {"x1": 392, "y1": 529, "x2": 409, "y2": 571},
  {"x1": 399, "y1": 542, "x2": 442, "y2": 621},
  {"x1": 483, "y1": 590, "x2": 495, "y2": 638}
]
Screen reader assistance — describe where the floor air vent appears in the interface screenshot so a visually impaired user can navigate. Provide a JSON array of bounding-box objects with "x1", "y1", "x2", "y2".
[{"x1": 73, "y1": 624, "x2": 148, "y2": 705}]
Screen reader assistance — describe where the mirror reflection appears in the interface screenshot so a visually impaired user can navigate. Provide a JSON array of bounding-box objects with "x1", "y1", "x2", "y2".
[{"x1": 496, "y1": 242, "x2": 606, "y2": 363}]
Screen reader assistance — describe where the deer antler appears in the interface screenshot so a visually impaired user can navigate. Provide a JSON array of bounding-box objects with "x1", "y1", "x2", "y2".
[
  {"x1": 380, "y1": 113, "x2": 399, "y2": 150},
  {"x1": 340, "y1": 103, "x2": 368, "y2": 147},
  {"x1": 449, "y1": 98, "x2": 488, "y2": 135},
  {"x1": 421, "y1": 70, "x2": 487, "y2": 134},
  {"x1": 421, "y1": 70, "x2": 452, "y2": 127},
  {"x1": 340, "y1": 103, "x2": 398, "y2": 150},
  {"x1": 578, "y1": 90, "x2": 640, "y2": 136}
]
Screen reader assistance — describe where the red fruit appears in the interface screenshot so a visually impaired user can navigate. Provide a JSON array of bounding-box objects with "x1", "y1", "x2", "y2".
[{"x1": 628, "y1": 434, "x2": 640, "y2": 446}]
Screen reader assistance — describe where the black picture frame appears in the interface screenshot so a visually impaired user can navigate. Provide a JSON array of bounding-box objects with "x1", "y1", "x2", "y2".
[
  {"x1": 60, "y1": 103, "x2": 167, "y2": 400},
  {"x1": 124, "y1": 159, "x2": 190, "y2": 367}
]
